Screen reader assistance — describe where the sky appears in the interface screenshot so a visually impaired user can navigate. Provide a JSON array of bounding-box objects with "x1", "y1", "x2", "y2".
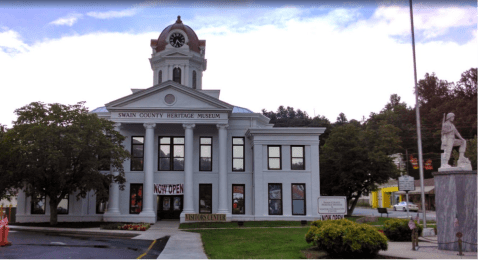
[{"x1": 0, "y1": 0, "x2": 477, "y2": 127}]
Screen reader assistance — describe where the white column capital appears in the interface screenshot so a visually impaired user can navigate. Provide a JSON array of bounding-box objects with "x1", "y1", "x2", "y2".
[
  {"x1": 182, "y1": 123, "x2": 196, "y2": 129},
  {"x1": 143, "y1": 123, "x2": 156, "y2": 129},
  {"x1": 216, "y1": 124, "x2": 229, "y2": 129}
]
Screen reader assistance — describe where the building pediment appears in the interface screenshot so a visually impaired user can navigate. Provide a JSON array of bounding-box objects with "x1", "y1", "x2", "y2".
[{"x1": 105, "y1": 80, "x2": 233, "y2": 112}]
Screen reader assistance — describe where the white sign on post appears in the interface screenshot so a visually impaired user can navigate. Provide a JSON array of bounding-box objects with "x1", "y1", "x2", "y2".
[
  {"x1": 398, "y1": 175, "x2": 415, "y2": 191},
  {"x1": 318, "y1": 196, "x2": 347, "y2": 220}
]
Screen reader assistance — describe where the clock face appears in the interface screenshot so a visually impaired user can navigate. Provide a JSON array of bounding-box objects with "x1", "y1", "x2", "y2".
[{"x1": 169, "y1": 33, "x2": 185, "y2": 48}]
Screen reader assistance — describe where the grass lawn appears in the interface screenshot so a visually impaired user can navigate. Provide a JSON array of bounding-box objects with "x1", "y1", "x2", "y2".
[
  {"x1": 191, "y1": 227, "x2": 311, "y2": 259},
  {"x1": 192, "y1": 227, "x2": 396, "y2": 259}
]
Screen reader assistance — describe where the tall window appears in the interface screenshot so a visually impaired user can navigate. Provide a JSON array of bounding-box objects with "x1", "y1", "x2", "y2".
[
  {"x1": 200, "y1": 137, "x2": 212, "y2": 171},
  {"x1": 291, "y1": 146, "x2": 305, "y2": 170},
  {"x1": 292, "y1": 184, "x2": 306, "y2": 215},
  {"x1": 232, "y1": 184, "x2": 245, "y2": 214},
  {"x1": 98, "y1": 153, "x2": 110, "y2": 171},
  {"x1": 199, "y1": 184, "x2": 212, "y2": 213},
  {"x1": 130, "y1": 184, "x2": 143, "y2": 214},
  {"x1": 131, "y1": 137, "x2": 144, "y2": 171},
  {"x1": 232, "y1": 137, "x2": 245, "y2": 171},
  {"x1": 173, "y1": 67, "x2": 181, "y2": 84},
  {"x1": 57, "y1": 195, "x2": 69, "y2": 215},
  {"x1": 268, "y1": 184, "x2": 282, "y2": 215},
  {"x1": 268, "y1": 146, "x2": 282, "y2": 170},
  {"x1": 31, "y1": 195, "x2": 46, "y2": 214},
  {"x1": 192, "y1": 70, "x2": 197, "y2": 89},
  {"x1": 158, "y1": 70, "x2": 162, "y2": 84},
  {"x1": 159, "y1": 137, "x2": 185, "y2": 171},
  {"x1": 96, "y1": 191, "x2": 109, "y2": 214}
]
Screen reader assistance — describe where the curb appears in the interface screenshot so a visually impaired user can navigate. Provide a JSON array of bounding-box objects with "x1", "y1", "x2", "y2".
[{"x1": 9, "y1": 226, "x2": 142, "y2": 237}]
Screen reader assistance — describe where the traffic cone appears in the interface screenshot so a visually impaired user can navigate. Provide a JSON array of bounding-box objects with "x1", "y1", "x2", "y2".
[{"x1": 0, "y1": 218, "x2": 11, "y2": 247}]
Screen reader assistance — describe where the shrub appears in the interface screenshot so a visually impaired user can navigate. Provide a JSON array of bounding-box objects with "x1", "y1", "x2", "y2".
[
  {"x1": 306, "y1": 219, "x2": 388, "y2": 258},
  {"x1": 383, "y1": 219, "x2": 423, "y2": 241},
  {"x1": 305, "y1": 225, "x2": 319, "y2": 243}
]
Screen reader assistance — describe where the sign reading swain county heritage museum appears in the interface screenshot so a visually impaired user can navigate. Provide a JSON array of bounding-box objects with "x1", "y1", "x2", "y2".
[
  {"x1": 112, "y1": 112, "x2": 225, "y2": 119},
  {"x1": 185, "y1": 214, "x2": 226, "y2": 222},
  {"x1": 154, "y1": 184, "x2": 184, "y2": 195}
]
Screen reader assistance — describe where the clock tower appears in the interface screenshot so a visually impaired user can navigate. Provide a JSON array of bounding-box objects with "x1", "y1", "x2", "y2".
[{"x1": 150, "y1": 16, "x2": 207, "y2": 90}]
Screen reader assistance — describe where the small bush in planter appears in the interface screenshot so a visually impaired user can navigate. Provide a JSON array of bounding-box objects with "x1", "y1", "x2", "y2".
[
  {"x1": 383, "y1": 219, "x2": 423, "y2": 241},
  {"x1": 306, "y1": 219, "x2": 388, "y2": 258}
]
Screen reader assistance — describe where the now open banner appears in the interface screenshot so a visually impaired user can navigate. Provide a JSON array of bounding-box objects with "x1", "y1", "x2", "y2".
[{"x1": 154, "y1": 184, "x2": 184, "y2": 195}]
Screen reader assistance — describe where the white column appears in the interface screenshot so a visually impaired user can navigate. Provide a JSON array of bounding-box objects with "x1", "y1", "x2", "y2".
[
  {"x1": 182, "y1": 123, "x2": 196, "y2": 214},
  {"x1": 168, "y1": 65, "x2": 172, "y2": 81},
  {"x1": 105, "y1": 123, "x2": 122, "y2": 216},
  {"x1": 140, "y1": 123, "x2": 156, "y2": 218},
  {"x1": 216, "y1": 124, "x2": 230, "y2": 214}
]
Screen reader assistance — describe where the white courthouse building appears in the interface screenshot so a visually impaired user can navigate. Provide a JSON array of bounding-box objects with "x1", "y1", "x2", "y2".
[{"x1": 16, "y1": 17, "x2": 325, "y2": 223}]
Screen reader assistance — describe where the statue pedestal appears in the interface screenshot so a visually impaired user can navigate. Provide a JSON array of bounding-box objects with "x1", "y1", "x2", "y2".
[{"x1": 433, "y1": 171, "x2": 477, "y2": 252}]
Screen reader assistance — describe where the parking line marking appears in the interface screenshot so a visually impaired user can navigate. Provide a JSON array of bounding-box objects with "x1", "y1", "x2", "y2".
[{"x1": 137, "y1": 239, "x2": 157, "y2": 259}]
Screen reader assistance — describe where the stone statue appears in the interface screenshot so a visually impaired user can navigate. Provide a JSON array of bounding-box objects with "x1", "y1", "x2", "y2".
[{"x1": 440, "y1": 112, "x2": 472, "y2": 171}]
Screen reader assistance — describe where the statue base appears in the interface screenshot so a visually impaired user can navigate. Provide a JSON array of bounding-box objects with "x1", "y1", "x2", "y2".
[{"x1": 433, "y1": 170, "x2": 477, "y2": 252}]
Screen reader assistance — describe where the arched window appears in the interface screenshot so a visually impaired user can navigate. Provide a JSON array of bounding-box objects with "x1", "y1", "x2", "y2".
[
  {"x1": 158, "y1": 70, "x2": 162, "y2": 84},
  {"x1": 192, "y1": 71, "x2": 197, "y2": 89},
  {"x1": 173, "y1": 67, "x2": 181, "y2": 84}
]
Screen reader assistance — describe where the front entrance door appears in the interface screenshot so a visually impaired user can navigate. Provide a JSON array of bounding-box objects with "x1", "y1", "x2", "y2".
[{"x1": 157, "y1": 195, "x2": 183, "y2": 220}]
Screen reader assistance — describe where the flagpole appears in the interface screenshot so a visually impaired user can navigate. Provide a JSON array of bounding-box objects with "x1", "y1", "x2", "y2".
[{"x1": 409, "y1": 0, "x2": 427, "y2": 229}]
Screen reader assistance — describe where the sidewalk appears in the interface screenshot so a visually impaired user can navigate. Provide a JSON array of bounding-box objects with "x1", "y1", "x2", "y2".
[
  {"x1": 9, "y1": 221, "x2": 208, "y2": 259},
  {"x1": 379, "y1": 236, "x2": 477, "y2": 259}
]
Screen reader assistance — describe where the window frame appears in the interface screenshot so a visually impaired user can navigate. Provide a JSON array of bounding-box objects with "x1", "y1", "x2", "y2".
[
  {"x1": 267, "y1": 145, "x2": 282, "y2": 170},
  {"x1": 158, "y1": 136, "x2": 185, "y2": 171},
  {"x1": 130, "y1": 136, "x2": 145, "y2": 171},
  {"x1": 232, "y1": 137, "x2": 245, "y2": 172},
  {"x1": 232, "y1": 184, "x2": 245, "y2": 215},
  {"x1": 291, "y1": 146, "x2": 305, "y2": 170},
  {"x1": 57, "y1": 194, "x2": 69, "y2": 215},
  {"x1": 173, "y1": 67, "x2": 181, "y2": 84},
  {"x1": 129, "y1": 183, "x2": 143, "y2": 214},
  {"x1": 199, "y1": 137, "x2": 213, "y2": 171},
  {"x1": 192, "y1": 70, "x2": 197, "y2": 89},
  {"x1": 96, "y1": 185, "x2": 109, "y2": 214},
  {"x1": 291, "y1": 183, "x2": 306, "y2": 215},
  {"x1": 31, "y1": 194, "x2": 46, "y2": 215},
  {"x1": 268, "y1": 183, "x2": 283, "y2": 215},
  {"x1": 199, "y1": 184, "x2": 212, "y2": 214}
]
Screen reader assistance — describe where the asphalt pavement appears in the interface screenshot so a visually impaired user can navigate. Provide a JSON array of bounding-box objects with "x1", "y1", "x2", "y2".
[{"x1": 0, "y1": 230, "x2": 168, "y2": 259}]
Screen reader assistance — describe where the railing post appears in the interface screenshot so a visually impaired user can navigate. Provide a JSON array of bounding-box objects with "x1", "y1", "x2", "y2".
[
  {"x1": 457, "y1": 232, "x2": 464, "y2": 256},
  {"x1": 412, "y1": 228, "x2": 416, "y2": 250}
]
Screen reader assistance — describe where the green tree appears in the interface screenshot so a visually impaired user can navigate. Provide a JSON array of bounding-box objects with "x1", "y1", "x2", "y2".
[
  {"x1": 466, "y1": 135, "x2": 477, "y2": 170},
  {"x1": 0, "y1": 102, "x2": 130, "y2": 225},
  {"x1": 320, "y1": 122, "x2": 401, "y2": 216},
  {"x1": 262, "y1": 106, "x2": 332, "y2": 146}
]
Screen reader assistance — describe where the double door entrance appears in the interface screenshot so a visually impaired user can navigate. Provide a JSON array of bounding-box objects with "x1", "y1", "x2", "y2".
[{"x1": 157, "y1": 195, "x2": 183, "y2": 220}]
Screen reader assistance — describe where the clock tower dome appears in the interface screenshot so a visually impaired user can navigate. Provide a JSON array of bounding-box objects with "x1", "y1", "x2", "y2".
[{"x1": 150, "y1": 16, "x2": 207, "y2": 90}]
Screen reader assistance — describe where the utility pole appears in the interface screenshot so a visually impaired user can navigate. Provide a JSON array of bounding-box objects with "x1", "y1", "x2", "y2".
[{"x1": 409, "y1": 0, "x2": 427, "y2": 229}]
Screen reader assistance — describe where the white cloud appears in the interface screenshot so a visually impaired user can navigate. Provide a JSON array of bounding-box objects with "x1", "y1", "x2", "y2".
[
  {"x1": 0, "y1": 29, "x2": 29, "y2": 54},
  {"x1": 370, "y1": 5, "x2": 477, "y2": 38},
  {"x1": 49, "y1": 13, "x2": 83, "y2": 26},
  {"x1": 0, "y1": 6, "x2": 476, "y2": 127},
  {"x1": 87, "y1": 8, "x2": 139, "y2": 19}
]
